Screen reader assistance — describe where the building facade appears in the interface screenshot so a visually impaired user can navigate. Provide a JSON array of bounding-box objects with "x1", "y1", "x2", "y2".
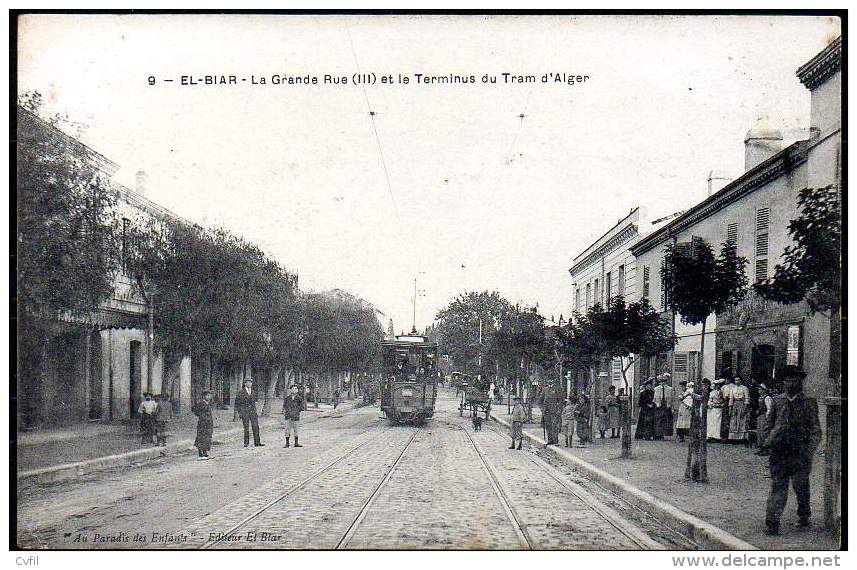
[
  {"x1": 18, "y1": 108, "x2": 193, "y2": 428},
  {"x1": 630, "y1": 37, "x2": 841, "y2": 403}
]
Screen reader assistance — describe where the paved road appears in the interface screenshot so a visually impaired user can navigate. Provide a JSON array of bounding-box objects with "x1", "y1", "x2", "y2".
[{"x1": 17, "y1": 389, "x2": 669, "y2": 550}]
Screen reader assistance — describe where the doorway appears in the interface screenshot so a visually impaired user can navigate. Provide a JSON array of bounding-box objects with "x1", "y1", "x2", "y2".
[
  {"x1": 129, "y1": 340, "x2": 142, "y2": 417},
  {"x1": 751, "y1": 344, "x2": 776, "y2": 388}
]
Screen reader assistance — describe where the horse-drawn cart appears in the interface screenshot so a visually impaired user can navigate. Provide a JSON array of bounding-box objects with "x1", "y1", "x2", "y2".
[{"x1": 459, "y1": 388, "x2": 491, "y2": 419}]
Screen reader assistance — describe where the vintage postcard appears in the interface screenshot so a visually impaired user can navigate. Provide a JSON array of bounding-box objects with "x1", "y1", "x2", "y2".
[{"x1": 11, "y1": 11, "x2": 844, "y2": 555}]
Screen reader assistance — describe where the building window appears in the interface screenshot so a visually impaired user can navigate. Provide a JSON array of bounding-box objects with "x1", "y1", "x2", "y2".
[
  {"x1": 726, "y1": 222, "x2": 738, "y2": 247},
  {"x1": 642, "y1": 266, "x2": 650, "y2": 300},
  {"x1": 586, "y1": 283, "x2": 591, "y2": 308},
  {"x1": 660, "y1": 256, "x2": 668, "y2": 310},
  {"x1": 755, "y1": 207, "x2": 770, "y2": 283},
  {"x1": 574, "y1": 288, "x2": 580, "y2": 312},
  {"x1": 594, "y1": 278, "x2": 600, "y2": 306},
  {"x1": 605, "y1": 272, "x2": 612, "y2": 303},
  {"x1": 618, "y1": 264, "x2": 625, "y2": 296}
]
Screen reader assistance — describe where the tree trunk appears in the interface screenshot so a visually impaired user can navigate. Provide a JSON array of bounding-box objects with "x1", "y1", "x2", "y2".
[
  {"x1": 261, "y1": 365, "x2": 279, "y2": 417},
  {"x1": 232, "y1": 363, "x2": 244, "y2": 421},
  {"x1": 619, "y1": 356, "x2": 634, "y2": 459},
  {"x1": 698, "y1": 317, "x2": 709, "y2": 482}
]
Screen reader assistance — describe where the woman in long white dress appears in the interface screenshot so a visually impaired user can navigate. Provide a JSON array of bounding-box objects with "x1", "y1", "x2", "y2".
[
  {"x1": 728, "y1": 377, "x2": 751, "y2": 442},
  {"x1": 706, "y1": 379, "x2": 725, "y2": 441}
]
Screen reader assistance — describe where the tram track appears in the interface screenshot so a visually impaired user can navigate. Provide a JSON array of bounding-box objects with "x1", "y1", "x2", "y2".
[
  {"x1": 198, "y1": 426, "x2": 389, "y2": 549},
  {"x1": 198, "y1": 426, "x2": 420, "y2": 550},
  {"x1": 481, "y1": 420, "x2": 677, "y2": 550}
]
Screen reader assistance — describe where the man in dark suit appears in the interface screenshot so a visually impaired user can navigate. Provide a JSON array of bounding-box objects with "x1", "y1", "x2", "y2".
[
  {"x1": 283, "y1": 385, "x2": 304, "y2": 448},
  {"x1": 763, "y1": 366, "x2": 821, "y2": 535},
  {"x1": 235, "y1": 379, "x2": 264, "y2": 448}
]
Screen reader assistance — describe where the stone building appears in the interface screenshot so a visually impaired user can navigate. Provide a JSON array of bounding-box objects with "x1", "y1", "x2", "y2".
[
  {"x1": 630, "y1": 37, "x2": 841, "y2": 402},
  {"x1": 17, "y1": 107, "x2": 193, "y2": 428}
]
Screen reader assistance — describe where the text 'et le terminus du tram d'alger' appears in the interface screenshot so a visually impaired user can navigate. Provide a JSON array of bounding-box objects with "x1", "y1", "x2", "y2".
[{"x1": 167, "y1": 72, "x2": 590, "y2": 86}]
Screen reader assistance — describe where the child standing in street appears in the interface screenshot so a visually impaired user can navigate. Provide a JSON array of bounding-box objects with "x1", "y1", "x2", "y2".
[
  {"x1": 596, "y1": 404, "x2": 609, "y2": 439},
  {"x1": 138, "y1": 392, "x2": 158, "y2": 444}
]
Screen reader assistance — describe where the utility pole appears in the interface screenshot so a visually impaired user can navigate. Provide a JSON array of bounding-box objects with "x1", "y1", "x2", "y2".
[{"x1": 146, "y1": 291, "x2": 155, "y2": 393}]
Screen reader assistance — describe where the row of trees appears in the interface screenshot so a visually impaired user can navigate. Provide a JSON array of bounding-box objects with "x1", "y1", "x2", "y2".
[
  {"x1": 17, "y1": 94, "x2": 383, "y2": 419},
  {"x1": 435, "y1": 290, "x2": 676, "y2": 458}
]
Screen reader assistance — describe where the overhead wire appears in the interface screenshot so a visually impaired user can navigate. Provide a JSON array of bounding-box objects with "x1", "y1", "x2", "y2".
[{"x1": 345, "y1": 24, "x2": 400, "y2": 220}]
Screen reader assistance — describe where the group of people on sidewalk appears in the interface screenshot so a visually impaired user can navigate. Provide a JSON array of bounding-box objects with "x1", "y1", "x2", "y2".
[
  {"x1": 189, "y1": 379, "x2": 307, "y2": 460},
  {"x1": 505, "y1": 365, "x2": 822, "y2": 537},
  {"x1": 138, "y1": 392, "x2": 172, "y2": 446}
]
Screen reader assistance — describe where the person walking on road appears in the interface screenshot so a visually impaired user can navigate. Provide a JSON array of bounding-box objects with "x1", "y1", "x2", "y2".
[
  {"x1": 762, "y1": 366, "x2": 821, "y2": 536},
  {"x1": 283, "y1": 385, "x2": 304, "y2": 448},
  {"x1": 192, "y1": 390, "x2": 214, "y2": 460},
  {"x1": 509, "y1": 396, "x2": 526, "y2": 450},
  {"x1": 235, "y1": 379, "x2": 264, "y2": 448},
  {"x1": 755, "y1": 384, "x2": 774, "y2": 454},
  {"x1": 333, "y1": 389, "x2": 340, "y2": 409},
  {"x1": 154, "y1": 393, "x2": 172, "y2": 447}
]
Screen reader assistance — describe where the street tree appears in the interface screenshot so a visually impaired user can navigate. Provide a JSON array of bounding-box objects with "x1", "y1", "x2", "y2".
[
  {"x1": 662, "y1": 240, "x2": 748, "y2": 482},
  {"x1": 17, "y1": 95, "x2": 119, "y2": 425},
  {"x1": 755, "y1": 184, "x2": 842, "y2": 387}
]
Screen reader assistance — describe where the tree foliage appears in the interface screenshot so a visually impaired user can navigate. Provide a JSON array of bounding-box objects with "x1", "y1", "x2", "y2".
[
  {"x1": 662, "y1": 241, "x2": 748, "y2": 326},
  {"x1": 755, "y1": 185, "x2": 842, "y2": 313},
  {"x1": 17, "y1": 93, "x2": 118, "y2": 324}
]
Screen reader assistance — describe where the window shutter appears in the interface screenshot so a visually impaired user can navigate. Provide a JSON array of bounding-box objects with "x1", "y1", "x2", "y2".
[
  {"x1": 673, "y1": 353, "x2": 689, "y2": 383},
  {"x1": 618, "y1": 264, "x2": 626, "y2": 296},
  {"x1": 606, "y1": 272, "x2": 612, "y2": 302},
  {"x1": 755, "y1": 232, "x2": 769, "y2": 257},
  {"x1": 756, "y1": 208, "x2": 770, "y2": 232},
  {"x1": 642, "y1": 266, "x2": 650, "y2": 300},
  {"x1": 726, "y1": 223, "x2": 738, "y2": 246},
  {"x1": 755, "y1": 258, "x2": 768, "y2": 282}
]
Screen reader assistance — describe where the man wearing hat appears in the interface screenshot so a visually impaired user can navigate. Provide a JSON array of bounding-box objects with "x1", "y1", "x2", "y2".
[
  {"x1": 235, "y1": 379, "x2": 264, "y2": 448},
  {"x1": 763, "y1": 366, "x2": 821, "y2": 535},
  {"x1": 509, "y1": 396, "x2": 526, "y2": 450},
  {"x1": 560, "y1": 397, "x2": 576, "y2": 447}
]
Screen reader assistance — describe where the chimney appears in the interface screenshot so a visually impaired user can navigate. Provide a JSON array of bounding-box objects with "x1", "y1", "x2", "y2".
[
  {"x1": 707, "y1": 170, "x2": 732, "y2": 196},
  {"x1": 744, "y1": 128, "x2": 783, "y2": 171},
  {"x1": 135, "y1": 170, "x2": 148, "y2": 195}
]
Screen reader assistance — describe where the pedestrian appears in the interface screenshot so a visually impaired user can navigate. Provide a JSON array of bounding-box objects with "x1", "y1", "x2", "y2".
[
  {"x1": 333, "y1": 389, "x2": 340, "y2": 409},
  {"x1": 283, "y1": 384, "x2": 304, "y2": 448},
  {"x1": 154, "y1": 393, "x2": 172, "y2": 447},
  {"x1": 509, "y1": 396, "x2": 526, "y2": 450},
  {"x1": 635, "y1": 381, "x2": 656, "y2": 440},
  {"x1": 729, "y1": 376, "x2": 751, "y2": 443},
  {"x1": 596, "y1": 404, "x2": 609, "y2": 439},
  {"x1": 192, "y1": 390, "x2": 214, "y2": 460},
  {"x1": 653, "y1": 374, "x2": 675, "y2": 440},
  {"x1": 706, "y1": 379, "x2": 725, "y2": 442},
  {"x1": 574, "y1": 394, "x2": 592, "y2": 446},
  {"x1": 755, "y1": 384, "x2": 775, "y2": 455},
  {"x1": 605, "y1": 386, "x2": 621, "y2": 438},
  {"x1": 235, "y1": 379, "x2": 264, "y2": 448},
  {"x1": 675, "y1": 382, "x2": 694, "y2": 443},
  {"x1": 138, "y1": 392, "x2": 157, "y2": 444},
  {"x1": 720, "y1": 376, "x2": 737, "y2": 441},
  {"x1": 762, "y1": 366, "x2": 821, "y2": 535},
  {"x1": 560, "y1": 398, "x2": 575, "y2": 447},
  {"x1": 541, "y1": 385, "x2": 562, "y2": 445}
]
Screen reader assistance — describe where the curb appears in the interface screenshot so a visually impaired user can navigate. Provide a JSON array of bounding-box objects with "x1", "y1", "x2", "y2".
[
  {"x1": 18, "y1": 402, "x2": 358, "y2": 485},
  {"x1": 491, "y1": 413, "x2": 758, "y2": 551}
]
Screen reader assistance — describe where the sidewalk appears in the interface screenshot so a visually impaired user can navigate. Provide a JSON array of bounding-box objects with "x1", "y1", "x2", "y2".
[
  {"x1": 17, "y1": 398, "x2": 357, "y2": 482},
  {"x1": 493, "y1": 406, "x2": 837, "y2": 551}
]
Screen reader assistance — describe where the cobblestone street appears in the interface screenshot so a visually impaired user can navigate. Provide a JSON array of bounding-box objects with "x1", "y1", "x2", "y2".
[{"x1": 17, "y1": 390, "x2": 675, "y2": 550}]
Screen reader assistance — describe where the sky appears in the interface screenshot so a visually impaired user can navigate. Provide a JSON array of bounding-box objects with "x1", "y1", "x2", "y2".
[{"x1": 17, "y1": 14, "x2": 841, "y2": 333}]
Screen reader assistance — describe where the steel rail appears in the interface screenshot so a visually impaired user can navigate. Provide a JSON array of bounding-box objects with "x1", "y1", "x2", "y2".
[
  {"x1": 198, "y1": 427, "x2": 386, "y2": 549},
  {"x1": 457, "y1": 425, "x2": 534, "y2": 549},
  {"x1": 335, "y1": 429, "x2": 420, "y2": 549}
]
